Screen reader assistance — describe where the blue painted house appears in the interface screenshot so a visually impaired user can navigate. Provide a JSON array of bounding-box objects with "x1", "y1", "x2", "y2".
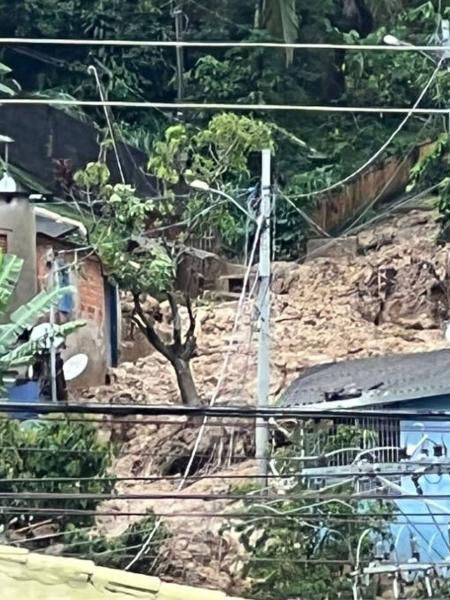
[{"x1": 282, "y1": 349, "x2": 450, "y2": 568}]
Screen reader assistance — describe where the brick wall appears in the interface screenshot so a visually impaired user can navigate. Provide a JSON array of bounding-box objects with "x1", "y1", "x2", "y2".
[
  {"x1": 77, "y1": 259, "x2": 105, "y2": 324},
  {"x1": 36, "y1": 237, "x2": 105, "y2": 324},
  {"x1": 35, "y1": 236, "x2": 108, "y2": 387}
]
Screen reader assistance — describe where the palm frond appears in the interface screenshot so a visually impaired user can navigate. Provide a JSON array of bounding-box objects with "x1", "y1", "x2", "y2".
[
  {"x1": 0, "y1": 253, "x2": 23, "y2": 313},
  {"x1": 1, "y1": 285, "x2": 74, "y2": 347}
]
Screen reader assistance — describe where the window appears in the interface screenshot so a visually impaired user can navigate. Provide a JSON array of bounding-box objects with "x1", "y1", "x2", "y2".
[{"x1": 0, "y1": 233, "x2": 7, "y2": 252}]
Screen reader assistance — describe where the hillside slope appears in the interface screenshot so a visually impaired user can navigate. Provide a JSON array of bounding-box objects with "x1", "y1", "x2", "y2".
[
  {"x1": 88, "y1": 199, "x2": 450, "y2": 593},
  {"x1": 92, "y1": 199, "x2": 449, "y2": 408}
]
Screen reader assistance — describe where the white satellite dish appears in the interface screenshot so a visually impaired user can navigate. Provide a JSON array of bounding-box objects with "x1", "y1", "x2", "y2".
[
  {"x1": 63, "y1": 353, "x2": 89, "y2": 382},
  {"x1": 30, "y1": 323, "x2": 64, "y2": 349}
]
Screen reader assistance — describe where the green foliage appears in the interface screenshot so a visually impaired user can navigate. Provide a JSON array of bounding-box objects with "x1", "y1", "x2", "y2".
[
  {"x1": 148, "y1": 113, "x2": 273, "y2": 256},
  {"x1": 0, "y1": 417, "x2": 113, "y2": 526},
  {"x1": 73, "y1": 162, "x2": 174, "y2": 295},
  {"x1": 409, "y1": 133, "x2": 450, "y2": 190},
  {"x1": 230, "y1": 424, "x2": 389, "y2": 599},
  {"x1": 148, "y1": 125, "x2": 189, "y2": 185},
  {"x1": 2, "y1": 1, "x2": 448, "y2": 260},
  {"x1": 63, "y1": 515, "x2": 166, "y2": 573},
  {"x1": 149, "y1": 113, "x2": 273, "y2": 187},
  {"x1": 0, "y1": 253, "x2": 23, "y2": 313},
  {"x1": 0, "y1": 252, "x2": 84, "y2": 392}
]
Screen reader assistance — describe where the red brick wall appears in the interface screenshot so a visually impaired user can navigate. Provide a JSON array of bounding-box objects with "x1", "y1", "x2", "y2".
[
  {"x1": 36, "y1": 237, "x2": 104, "y2": 324},
  {"x1": 77, "y1": 259, "x2": 104, "y2": 324}
]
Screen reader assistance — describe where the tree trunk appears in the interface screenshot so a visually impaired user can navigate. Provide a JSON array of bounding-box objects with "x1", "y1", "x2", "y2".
[
  {"x1": 132, "y1": 292, "x2": 201, "y2": 407},
  {"x1": 172, "y1": 357, "x2": 201, "y2": 407}
]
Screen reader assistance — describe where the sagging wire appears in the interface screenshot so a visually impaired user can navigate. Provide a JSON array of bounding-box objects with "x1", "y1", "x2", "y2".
[{"x1": 124, "y1": 216, "x2": 264, "y2": 570}]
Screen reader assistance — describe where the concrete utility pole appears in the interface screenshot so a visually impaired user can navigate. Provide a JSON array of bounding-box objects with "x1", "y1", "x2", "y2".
[
  {"x1": 256, "y1": 149, "x2": 271, "y2": 486},
  {"x1": 49, "y1": 249, "x2": 57, "y2": 404}
]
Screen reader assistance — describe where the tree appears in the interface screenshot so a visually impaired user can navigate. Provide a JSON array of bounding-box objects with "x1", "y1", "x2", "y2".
[
  {"x1": 67, "y1": 113, "x2": 272, "y2": 406},
  {"x1": 0, "y1": 252, "x2": 83, "y2": 393},
  {"x1": 66, "y1": 162, "x2": 201, "y2": 406}
]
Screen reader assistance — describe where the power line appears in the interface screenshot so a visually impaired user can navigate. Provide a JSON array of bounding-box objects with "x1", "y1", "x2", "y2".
[
  {"x1": 0, "y1": 507, "x2": 446, "y2": 520},
  {"x1": 2, "y1": 97, "x2": 450, "y2": 114},
  {"x1": 280, "y1": 60, "x2": 443, "y2": 200},
  {"x1": 0, "y1": 38, "x2": 447, "y2": 52},
  {"x1": 125, "y1": 217, "x2": 264, "y2": 570},
  {"x1": 3, "y1": 491, "x2": 450, "y2": 502},
  {"x1": 4, "y1": 401, "x2": 450, "y2": 420}
]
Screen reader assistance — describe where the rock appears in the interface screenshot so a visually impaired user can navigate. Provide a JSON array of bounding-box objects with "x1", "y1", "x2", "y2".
[{"x1": 83, "y1": 203, "x2": 450, "y2": 596}]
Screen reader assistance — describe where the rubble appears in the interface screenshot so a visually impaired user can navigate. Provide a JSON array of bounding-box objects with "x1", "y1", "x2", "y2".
[
  {"x1": 87, "y1": 201, "x2": 450, "y2": 594},
  {"x1": 91, "y1": 204, "x2": 449, "y2": 410}
]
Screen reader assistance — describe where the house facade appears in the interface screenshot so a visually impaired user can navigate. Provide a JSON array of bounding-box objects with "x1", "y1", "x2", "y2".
[
  {"x1": 282, "y1": 349, "x2": 450, "y2": 587},
  {"x1": 0, "y1": 193, "x2": 119, "y2": 388}
]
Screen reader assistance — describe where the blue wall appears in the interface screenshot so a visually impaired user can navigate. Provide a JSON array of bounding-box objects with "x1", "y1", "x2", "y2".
[{"x1": 388, "y1": 396, "x2": 450, "y2": 563}]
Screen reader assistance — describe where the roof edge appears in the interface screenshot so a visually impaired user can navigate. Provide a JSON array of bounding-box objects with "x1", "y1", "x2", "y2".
[{"x1": 0, "y1": 544, "x2": 251, "y2": 600}]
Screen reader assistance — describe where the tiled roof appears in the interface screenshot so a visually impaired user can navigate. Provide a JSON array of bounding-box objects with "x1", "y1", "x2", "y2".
[
  {"x1": 281, "y1": 349, "x2": 450, "y2": 407},
  {"x1": 0, "y1": 545, "x2": 251, "y2": 600}
]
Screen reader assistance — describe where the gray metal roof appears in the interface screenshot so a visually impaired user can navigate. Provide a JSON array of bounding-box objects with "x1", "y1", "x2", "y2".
[
  {"x1": 281, "y1": 349, "x2": 450, "y2": 408},
  {"x1": 36, "y1": 214, "x2": 76, "y2": 239}
]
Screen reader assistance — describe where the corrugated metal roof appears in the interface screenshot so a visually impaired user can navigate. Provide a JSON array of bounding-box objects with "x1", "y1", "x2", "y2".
[
  {"x1": 0, "y1": 545, "x2": 251, "y2": 600},
  {"x1": 36, "y1": 214, "x2": 76, "y2": 238},
  {"x1": 281, "y1": 349, "x2": 450, "y2": 408}
]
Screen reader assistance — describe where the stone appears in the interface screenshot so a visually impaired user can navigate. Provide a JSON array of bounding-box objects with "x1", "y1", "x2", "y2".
[{"x1": 84, "y1": 203, "x2": 450, "y2": 596}]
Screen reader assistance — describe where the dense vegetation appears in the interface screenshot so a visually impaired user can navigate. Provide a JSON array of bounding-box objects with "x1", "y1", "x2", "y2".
[
  {"x1": 2, "y1": 2, "x2": 450, "y2": 592},
  {"x1": 1, "y1": 1, "x2": 449, "y2": 257}
]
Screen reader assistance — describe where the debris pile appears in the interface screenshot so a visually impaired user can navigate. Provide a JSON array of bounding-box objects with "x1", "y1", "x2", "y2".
[
  {"x1": 88, "y1": 202, "x2": 450, "y2": 593},
  {"x1": 90, "y1": 204, "x2": 449, "y2": 411}
]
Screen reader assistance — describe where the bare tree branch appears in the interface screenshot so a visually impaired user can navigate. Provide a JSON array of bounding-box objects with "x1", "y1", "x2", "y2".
[
  {"x1": 184, "y1": 294, "x2": 196, "y2": 343},
  {"x1": 133, "y1": 293, "x2": 172, "y2": 360},
  {"x1": 167, "y1": 291, "x2": 182, "y2": 351}
]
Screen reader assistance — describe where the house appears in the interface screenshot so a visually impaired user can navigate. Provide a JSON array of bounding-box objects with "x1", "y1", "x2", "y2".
[
  {"x1": 281, "y1": 349, "x2": 450, "y2": 573},
  {"x1": 0, "y1": 545, "x2": 251, "y2": 600},
  {"x1": 0, "y1": 104, "x2": 154, "y2": 388},
  {"x1": 0, "y1": 188, "x2": 119, "y2": 388}
]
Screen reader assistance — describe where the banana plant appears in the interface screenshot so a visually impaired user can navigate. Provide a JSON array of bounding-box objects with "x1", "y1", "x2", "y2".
[{"x1": 0, "y1": 252, "x2": 84, "y2": 393}]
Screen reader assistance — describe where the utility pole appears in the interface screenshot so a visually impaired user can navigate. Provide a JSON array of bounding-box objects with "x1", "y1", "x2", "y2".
[
  {"x1": 49, "y1": 249, "x2": 57, "y2": 403},
  {"x1": 256, "y1": 149, "x2": 271, "y2": 486},
  {"x1": 174, "y1": 3, "x2": 185, "y2": 103}
]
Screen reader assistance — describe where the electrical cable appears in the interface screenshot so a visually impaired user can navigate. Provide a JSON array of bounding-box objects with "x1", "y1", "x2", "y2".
[
  {"x1": 276, "y1": 187, "x2": 332, "y2": 237},
  {"x1": 124, "y1": 216, "x2": 264, "y2": 570},
  {"x1": 278, "y1": 113, "x2": 434, "y2": 246},
  {"x1": 1, "y1": 506, "x2": 449, "y2": 521},
  {"x1": 292, "y1": 181, "x2": 440, "y2": 263},
  {"x1": 3, "y1": 97, "x2": 450, "y2": 114},
  {"x1": 0, "y1": 38, "x2": 448, "y2": 52},
  {"x1": 6, "y1": 402, "x2": 450, "y2": 420},
  {"x1": 4, "y1": 491, "x2": 450, "y2": 502},
  {"x1": 281, "y1": 59, "x2": 444, "y2": 201},
  {"x1": 88, "y1": 64, "x2": 126, "y2": 184}
]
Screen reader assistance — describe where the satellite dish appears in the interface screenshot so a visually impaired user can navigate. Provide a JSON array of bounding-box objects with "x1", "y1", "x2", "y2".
[
  {"x1": 30, "y1": 323, "x2": 64, "y2": 350},
  {"x1": 63, "y1": 354, "x2": 88, "y2": 381}
]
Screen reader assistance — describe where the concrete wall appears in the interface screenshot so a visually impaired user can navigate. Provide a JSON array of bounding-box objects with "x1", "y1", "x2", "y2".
[
  {"x1": 0, "y1": 196, "x2": 36, "y2": 314},
  {"x1": 36, "y1": 237, "x2": 108, "y2": 388}
]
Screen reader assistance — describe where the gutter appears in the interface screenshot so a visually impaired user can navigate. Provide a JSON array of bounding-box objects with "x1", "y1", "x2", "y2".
[{"x1": 33, "y1": 205, "x2": 88, "y2": 238}]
